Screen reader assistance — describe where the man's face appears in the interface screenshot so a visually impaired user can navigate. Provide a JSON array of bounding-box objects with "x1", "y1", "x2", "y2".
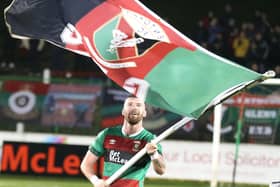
[{"x1": 122, "y1": 97, "x2": 146, "y2": 125}]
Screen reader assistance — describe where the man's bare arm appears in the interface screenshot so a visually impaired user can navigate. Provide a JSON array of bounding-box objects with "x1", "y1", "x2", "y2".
[
  {"x1": 151, "y1": 152, "x2": 166, "y2": 175},
  {"x1": 80, "y1": 150, "x2": 106, "y2": 187},
  {"x1": 145, "y1": 143, "x2": 166, "y2": 175}
]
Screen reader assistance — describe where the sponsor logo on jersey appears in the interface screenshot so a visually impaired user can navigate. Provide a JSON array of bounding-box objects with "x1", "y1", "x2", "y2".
[{"x1": 109, "y1": 150, "x2": 128, "y2": 165}]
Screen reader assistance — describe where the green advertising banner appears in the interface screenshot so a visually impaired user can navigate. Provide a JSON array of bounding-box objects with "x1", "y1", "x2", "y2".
[
  {"x1": 223, "y1": 85, "x2": 280, "y2": 144},
  {"x1": 0, "y1": 80, "x2": 102, "y2": 131},
  {"x1": 203, "y1": 84, "x2": 280, "y2": 144}
]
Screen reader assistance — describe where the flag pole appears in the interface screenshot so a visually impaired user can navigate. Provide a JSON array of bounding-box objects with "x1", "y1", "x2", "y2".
[{"x1": 105, "y1": 116, "x2": 193, "y2": 185}]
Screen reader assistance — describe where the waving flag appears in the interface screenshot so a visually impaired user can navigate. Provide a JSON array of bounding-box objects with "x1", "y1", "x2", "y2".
[{"x1": 5, "y1": 0, "x2": 264, "y2": 118}]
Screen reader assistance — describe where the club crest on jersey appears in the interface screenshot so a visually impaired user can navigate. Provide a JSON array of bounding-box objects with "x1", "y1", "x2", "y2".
[{"x1": 132, "y1": 141, "x2": 141, "y2": 152}]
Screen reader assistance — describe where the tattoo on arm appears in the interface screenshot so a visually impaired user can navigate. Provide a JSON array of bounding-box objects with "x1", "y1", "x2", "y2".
[{"x1": 153, "y1": 159, "x2": 164, "y2": 169}]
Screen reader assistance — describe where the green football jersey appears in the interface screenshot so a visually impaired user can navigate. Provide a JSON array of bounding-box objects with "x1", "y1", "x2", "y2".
[{"x1": 89, "y1": 125, "x2": 162, "y2": 187}]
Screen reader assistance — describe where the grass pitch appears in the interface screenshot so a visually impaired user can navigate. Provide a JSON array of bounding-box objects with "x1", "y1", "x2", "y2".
[{"x1": 0, "y1": 175, "x2": 266, "y2": 187}]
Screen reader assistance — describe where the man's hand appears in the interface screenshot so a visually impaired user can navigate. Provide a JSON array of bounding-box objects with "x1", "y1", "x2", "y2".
[
  {"x1": 145, "y1": 142, "x2": 166, "y2": 175},
  {"x1": 92, "y1": 178, "x2": 108, "y2": 187},
  {"x1": 145, "y1": 142, "x2": 158, "y2": 156}
]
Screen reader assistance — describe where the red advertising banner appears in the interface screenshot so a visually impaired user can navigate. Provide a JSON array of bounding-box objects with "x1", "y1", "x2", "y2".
[{"x1": 0, "y1": 141, "x2": 99, "y2": 177}]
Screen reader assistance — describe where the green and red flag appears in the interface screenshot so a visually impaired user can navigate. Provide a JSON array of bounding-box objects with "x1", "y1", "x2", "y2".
[{"x1": 5, "y1": 0, "x2": 264, "y2": 118}]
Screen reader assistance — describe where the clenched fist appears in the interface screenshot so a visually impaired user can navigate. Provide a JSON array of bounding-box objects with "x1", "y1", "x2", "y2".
[{"x1": 145, "y1": 142, "x2": 158, "y2": 156}]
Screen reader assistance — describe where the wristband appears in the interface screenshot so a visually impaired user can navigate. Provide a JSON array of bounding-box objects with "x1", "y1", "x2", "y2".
[
  {"x1": 90, "y1": 175, "x2": 99, "y2": 185},
  {"x1": 150, "y1": 151, "x2": 160, "y2": 160}
]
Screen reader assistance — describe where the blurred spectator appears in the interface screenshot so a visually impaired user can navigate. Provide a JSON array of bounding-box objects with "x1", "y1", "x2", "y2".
[
  {"x1": 210, "y1": 33, "x2": 226, "y2": 56},
  {"x1": 249, "y1": 32, "x2": 270, "y2": 72},
  {"x1": 195, "y1": 11, "x2": 215, "y2": 49},
  {"x1": 207, "y1": 18, "x2": 224, "y2": 44},
  {"x1": 250, "y1": 62, "x2": 259, "y2": 72},
  {"x1": 244, "y1": 22, "x2": 256, "y2": 41},
  {"x1": 194, "y1": 20, "x2": 208, "y2": 45},
  {"x1": 225, "y1": 27, "x2": 239, "y2": 60},
  {"x1": 201, "y1": 11, "x2": 215, "y2": 30},
  {"x1": 220, "y1": 3, "x2": 235, "y2": 31},
  {"x1": 253, "y1": 10, "x2": 270, "y2": 36},
  {"x1": 268, "y1": 24, "x2": 280, "y2": 70},
  {"x1": 232, "y1": 31, "x2": 250, "y2": 66}
]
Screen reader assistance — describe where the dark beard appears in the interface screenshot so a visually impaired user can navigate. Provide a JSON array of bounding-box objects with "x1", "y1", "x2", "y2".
[
  {"x1": 127, "y1": 115, "x2": 141, "y2": 125},
  {"x1": 127, "y1": 110, "x2": 142, "y2": 125}
]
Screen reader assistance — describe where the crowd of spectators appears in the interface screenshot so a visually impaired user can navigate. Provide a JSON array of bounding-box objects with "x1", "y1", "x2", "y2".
[
  {"x1": 193, "y1": 4, "x2": 280, "y2": 77},
  {"x1": 0, "y1": 2, "x2": 279, "y2": 78}
]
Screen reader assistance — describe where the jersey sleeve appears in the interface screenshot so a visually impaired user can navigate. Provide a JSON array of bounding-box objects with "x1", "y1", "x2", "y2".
[
  {"x1": 89, "y1": 128, "x2": 108, "y2": 157},
  {"x1": 157, "y1": 143, "x2": 163, "y2": 155}
]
